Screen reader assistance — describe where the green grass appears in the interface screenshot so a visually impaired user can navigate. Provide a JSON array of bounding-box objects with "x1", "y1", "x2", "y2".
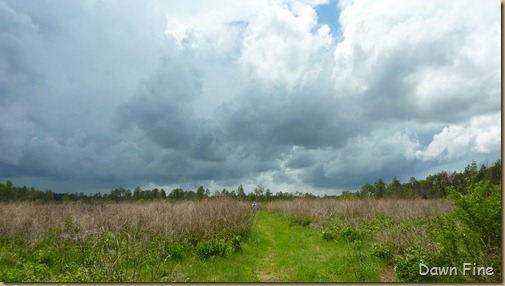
[
  {"x1": 159, "y1": 210, "x2": 387, "y2": 282},
  {"x1": 0, "y1": 210, "x2": 389, "y2": 282}
]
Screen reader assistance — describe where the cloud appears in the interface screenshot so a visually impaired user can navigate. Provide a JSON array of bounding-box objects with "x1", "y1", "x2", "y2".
[
  {"x1": 0, "y1": 0, "x2": 500, "y2": 195},
  {"x1": 333, "y1": 0, "x2": 500, "y2": 122},
  {"x1": 415, "y1": 113, "x2": 501, "y2": 161},
  {"x1": 239, "y1": 3, "x2": 333, "y2": 89},
  {"x1": 115, "y1": 53, "x2": 203, "y2": 149}
]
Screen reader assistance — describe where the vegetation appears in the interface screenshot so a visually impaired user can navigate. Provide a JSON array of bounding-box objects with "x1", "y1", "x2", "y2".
[
  {"x1": 0, "y1": 159, "x2": 500, "y2": 203},
  {"x1": 0, "y1": 198, "x2": 252, "y2": 282},
  {"x1": 266, "y1": 182, "x2": 501, "y2": 282},
  {"x1": 0, "y1": 158, "x2": 501, "y2": 282}
]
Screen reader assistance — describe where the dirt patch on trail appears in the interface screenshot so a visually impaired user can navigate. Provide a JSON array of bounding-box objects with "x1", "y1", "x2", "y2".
[
  {"x1": 256, "y1": 268, "x2": 288, "y2": 282},
  {"x1": 380, "y1": 263, "x2": 396, "y2": 282}
]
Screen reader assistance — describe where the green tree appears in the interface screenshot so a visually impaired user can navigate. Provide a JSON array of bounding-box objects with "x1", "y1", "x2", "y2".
[
  {"x1": 359, "y1": 183, "x2": 375, "y2": 198},
  {"x1": 387, "y1": 177, "x2": 402, "y2": 198},
  {"x1": 196, "y1": 185, "x2": 206, "y2": 201},
  {"x1": 374, "y1": 179, "x2": 386, "y2": 199},
  {"x1": 254, "y1": 185, "x2": 265, "y2": 201},
  {"x1": 265, "y1": 189, "x2": 272, "y2": 201},
  {"x1": 237, "y1": 184, "x2": 246, "y2": 201},
  {"x1": 160, "y1": 189, "x2": 167, "y2": 199}
]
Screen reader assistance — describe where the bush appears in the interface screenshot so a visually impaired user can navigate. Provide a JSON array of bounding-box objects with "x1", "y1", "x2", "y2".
[
  {"x1": 195, "y1": 236, "x2": 242, "y2": 259},
  {"x1": 321, "y1": 229, "x2": 336, "y2": 241},
  {"x1": 162, "y1": 242, "x2": 188, "y2": 261},
  {"x1": 371, "y1": 242, "x2": 394, "y2": 260},
  {"x1": 450, "y1": 181, "x2": 501, "y2": 248},
  {"x1": 394, "y1": 180, "x2": 503, "y2": 282},
  {"x1": 339, "y1": 226, "x2": 361, "y2": 242},
  {"x1": 289, "y1": 216, "x2": 311, "y2": 227},
  {"x1": 394, "y1": 252, "x2": 426, "y2": 282}
]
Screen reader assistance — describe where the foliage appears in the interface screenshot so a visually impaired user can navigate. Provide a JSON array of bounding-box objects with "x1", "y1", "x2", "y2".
[
  {"x1": 352, "y1": 158, "x2": 501, "y2": 200},
  {"x1": 195, "y1": 236, "x2": 242, "y2": 259},
  {"x1": 0, "y1": 199, "x2": 252, "y2": 282},
  {"x1": 266, "y1": 165, "x2": 502, "y2": 283},
  {"x1": 288, "y1": 216, "x2": 311, "y2": 227}
]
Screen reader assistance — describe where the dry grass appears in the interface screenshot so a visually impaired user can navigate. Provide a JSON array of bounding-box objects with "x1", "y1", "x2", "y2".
[
  {"x1": 0, "y1": 198, "x2": 253, "y2": 243},
  {"x1": 265, "y1": 198, "x2": 453, "y2": 221},
  {"x1": 265, "y1": 198, "x2": 455, "y2": 264}
]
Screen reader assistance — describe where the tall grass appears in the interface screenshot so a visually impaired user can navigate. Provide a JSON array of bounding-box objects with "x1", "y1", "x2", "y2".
[
  {"x1": 0, "y1": 198, "x2": 253, "y2": 243},
  {"x1": 265, "y1": 198, "x2": 466, "y2": 282},
  {"x1": 0, "y1": 198, "x2": 255, "y2": 282},
  {"x1": 265, "y1": 198, "x2": 453, "y2": 221}
]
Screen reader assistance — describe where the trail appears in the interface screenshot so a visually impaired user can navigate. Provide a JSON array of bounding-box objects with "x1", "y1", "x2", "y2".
[
  {"x1": 175, "y1": 210, "x2": 387, "y2": 282},
  {"x1": 247, "y1": 210, "x2": 348, "y2": 282}
]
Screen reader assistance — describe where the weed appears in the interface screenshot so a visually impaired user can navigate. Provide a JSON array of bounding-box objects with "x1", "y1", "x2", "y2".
[{"x1": 321, "y1": 229, "x2": 335, "y2": 241}]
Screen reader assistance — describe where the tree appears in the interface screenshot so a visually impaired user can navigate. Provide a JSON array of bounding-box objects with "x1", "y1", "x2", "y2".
[
  {"x1": 196, "y1": 185, "x2": 206, "y2": 201},
  {"x1": 388, "y1": 177, "x2": 402, "y2": 198},
  {"x1": 133, "y1": 187, "x2": 142, "y2": 200},
  {"x1": 168, "y1": 188, "x2": 184, "y2": 201},
  {"x1": 374, "y1": 179, "x2": 386, "y2": 199},
  {"x1": 488, "y1": 158, "x2": 502, "y2": 185},
  {"x1": 254, "y1": 185, "x2": 265, "y2": 201},
  {"x1": 220, "y1": 188, "x2": 230, "y2": 197},
  {"x1": 359, "y1": 183, "x2": 375, "y2": 198},
  {"x1": 265, "y1": 189, "x2": 272, "y2": 201},
  {"x1": 237, "y1": 184, "x2": 246, "y2": 201}
]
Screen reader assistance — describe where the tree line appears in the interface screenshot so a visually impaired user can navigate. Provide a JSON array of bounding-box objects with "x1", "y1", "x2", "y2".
[
  {"x1": 343, "y1": 158, "x2": 501, "y2": 199},
  {"x1": 0, "y1": 181, "x2": 317, "y2": 203},
  {"x1": 0, "y1": 158, "x2": 500, "y2": 203}
]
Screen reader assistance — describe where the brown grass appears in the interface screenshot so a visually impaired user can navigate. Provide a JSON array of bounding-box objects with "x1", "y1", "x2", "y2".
[
  {"x1": 265, "y1": 198, "x2": 453, "y2": 221},
  {"x1": 0, "y1": 198, "x2": 253, "y2": 243},
  {"x1": 266, "y1": 198, "x2": 454, "y2": 262}
]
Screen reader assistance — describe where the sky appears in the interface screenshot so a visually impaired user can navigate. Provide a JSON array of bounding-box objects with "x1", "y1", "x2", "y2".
[{"x1": 0, "y1": 0, "x2": 501, "y2": 196}]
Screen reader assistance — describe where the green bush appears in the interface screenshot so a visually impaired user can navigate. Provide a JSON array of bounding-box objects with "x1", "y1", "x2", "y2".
[
  {"x1": 450, "y1": 181, "x2": 501, "y2": 248},
  {"x1": 394, "y1": 180, "x2": 502, "y2": 282},
  {"x1": 371, "y1": 242, "x2": 394, "y2": 260},
  {"x1": 321, "y1": 229, "x2": 336, "y2": 241},
  {"x1": 339, "y1": 226, "x2": 361, "y2": 242},
  {"x1": 195, "y1": 236, "x2": 242, "y2": 259},
  {"x1": 394, "y1": 252, "x2": 426, "y2": 282},
  {"x1": 228, "y1": 235, "x2": 242, "y2": 253},
  {"x1": 162, "y1": 242, "x2": 188, "y2": 261},
  {"x1": 289, "y1": 216, "x2": 311, "y2": 227}
]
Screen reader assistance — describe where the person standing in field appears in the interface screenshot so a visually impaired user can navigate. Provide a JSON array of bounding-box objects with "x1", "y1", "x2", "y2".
[{"x1": 252, "y1": 201, "x2": 257, "y2": 213}]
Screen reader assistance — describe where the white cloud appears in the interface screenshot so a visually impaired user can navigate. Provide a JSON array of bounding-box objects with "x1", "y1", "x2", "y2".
[
  {"x1": 239, "y1": 3, "x2": 332, "y2": 89},
  {"x1": 333, "y1": 0, "x2": 500, "y2": 121},
  {"x1": 0, "y1": 0, "x2": 500, "y2": 195},
  {"x1": 415, "y1": 113, "x2": 501, "y2": 161}
]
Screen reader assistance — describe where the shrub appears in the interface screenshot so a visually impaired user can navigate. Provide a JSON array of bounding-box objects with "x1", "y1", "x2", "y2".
[
  {"x1": 340, "y1": 226, "x2": 361, "y2": 242},
  {"x1": 289, "y1": 216, "x2": 311, "y2": 227},
  {"x1": 195, "y1": 236, "x2": 243, "y2": 259},
  {"x1": 195, "y1": 238, "x2": 226, "y2": 259},
  {"x1": 228, "y1": 235, "x2": 242, "y2": 253},
  {"x1": 321, "y1": 229, "x2": 336, "y2": 241},
  {"x1": 394, "y1": 252, "x2": 425, "y2": 282},
  {"x1": 162, "y1": 242, "x2": 188, "y2": 261},
  {"x1": 371, "y1": 242, "x2": 394, "y2": 260}
]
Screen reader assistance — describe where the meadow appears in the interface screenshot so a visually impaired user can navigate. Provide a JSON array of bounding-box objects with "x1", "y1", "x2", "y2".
[
  {"x1": 0, "y1": 198, "x2": 253, "y2": 282},
  {"x1": 265, "y1": 186, "x2": 501, "y2": 282},
  {"x1": 0, "y1": 180, "x2": 501, "y2": 282}
]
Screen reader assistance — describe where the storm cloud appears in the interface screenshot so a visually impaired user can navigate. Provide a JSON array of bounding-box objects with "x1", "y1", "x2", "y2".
[{"x1": 0, "y1": 0, "x2": 500, "y2": 195}]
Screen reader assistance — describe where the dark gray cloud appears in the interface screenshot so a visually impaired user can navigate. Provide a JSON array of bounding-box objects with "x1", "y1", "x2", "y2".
[
  {"x1": 115, "y1": 63, "x2": 202, "y2": 149},
  {"x1": 0, "y1": 0, "x2": 500, "y2": 195}
]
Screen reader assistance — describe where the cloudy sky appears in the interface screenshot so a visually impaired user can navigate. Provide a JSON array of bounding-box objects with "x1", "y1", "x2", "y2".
[{"x1": 0, "y1": 0, "x2": 500, "y2": 195}]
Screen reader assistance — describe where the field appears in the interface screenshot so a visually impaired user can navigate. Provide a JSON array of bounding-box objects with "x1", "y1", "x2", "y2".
[{"x1": 0, "y1": 191, "x2": 501, "y2": 282}]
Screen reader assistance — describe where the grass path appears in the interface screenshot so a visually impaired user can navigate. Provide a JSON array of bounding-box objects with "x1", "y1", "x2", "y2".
[
  {"x1": 252, "y1": 210, "x2": 338, "y2": 281},
  {"x1": 174, "y1": 210, "x2": 386, "y2": 282}
]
